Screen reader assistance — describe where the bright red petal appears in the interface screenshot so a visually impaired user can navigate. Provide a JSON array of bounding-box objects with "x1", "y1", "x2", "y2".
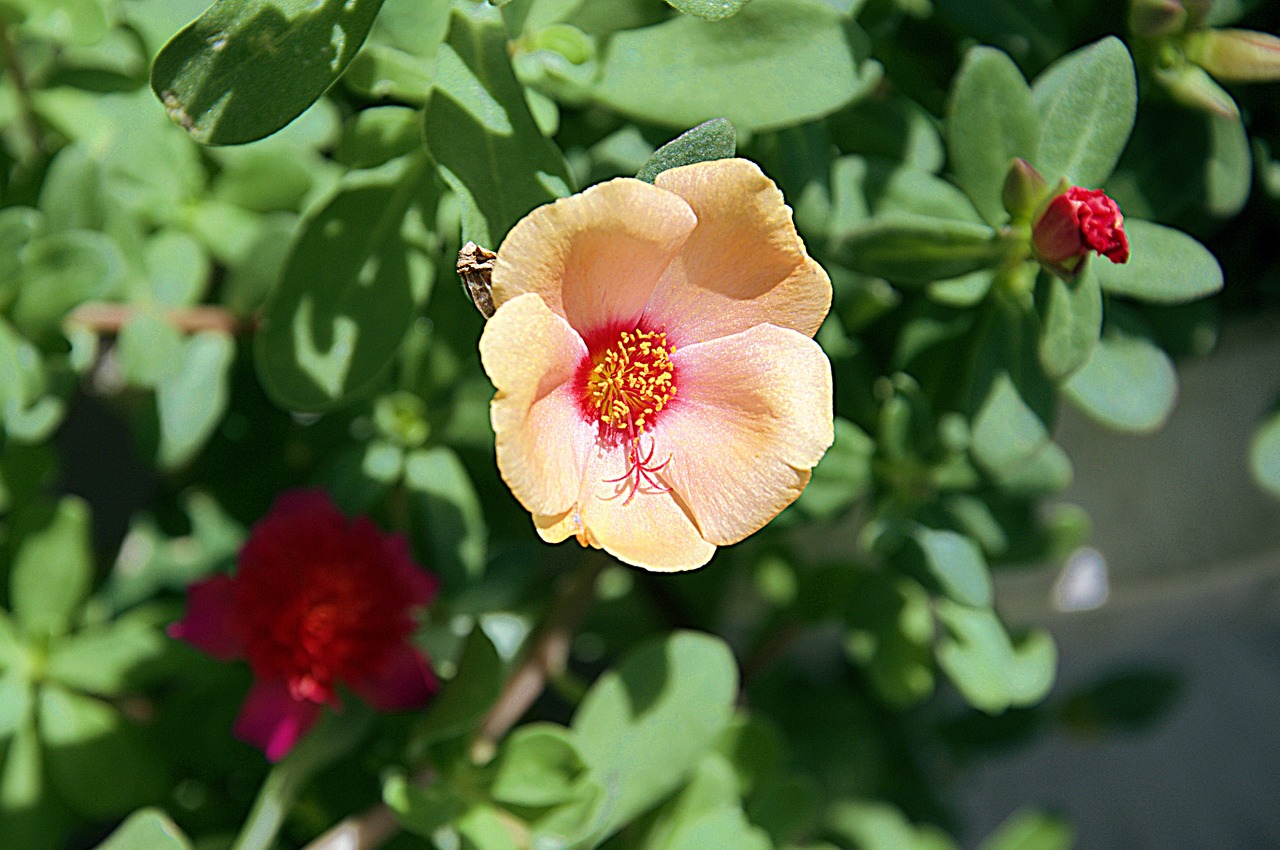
[
  {"x1": 168, "y1": 575, "x2": 242, "y2": 660},
  {"x1": 233, "y1": 679, "x2": 324, "y2": 762}
]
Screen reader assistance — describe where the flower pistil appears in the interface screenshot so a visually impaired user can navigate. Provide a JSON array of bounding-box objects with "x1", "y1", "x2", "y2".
[{"x1": 583, "y1": 328, "x2": 678, "y2": 504}]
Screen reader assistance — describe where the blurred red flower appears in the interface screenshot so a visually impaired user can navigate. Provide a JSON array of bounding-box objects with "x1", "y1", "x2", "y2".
[{"x1": 169, "y1": 490, "x2": 439, "y2": 761}]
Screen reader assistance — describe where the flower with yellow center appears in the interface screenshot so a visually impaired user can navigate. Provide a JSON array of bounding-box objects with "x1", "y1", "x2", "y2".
[{"x1": 479, "y1": 158, "x2": 834, "y2": 571}]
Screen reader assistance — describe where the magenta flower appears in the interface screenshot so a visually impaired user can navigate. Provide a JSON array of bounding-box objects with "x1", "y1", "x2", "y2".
[
  {"x1": 169, "y1": 490, "x2": 439, "y2": 761},
  {"x1": 1032, "y1": 186, "x2": 1130, "y2": 279}
]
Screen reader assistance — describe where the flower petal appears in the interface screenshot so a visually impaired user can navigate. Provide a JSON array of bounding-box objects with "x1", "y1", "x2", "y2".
[
  {"x1": 577, "y1": 442, "x2": 715, "y2": 572},
  {"x1": 646, "y1": 159, "x2": 831, "y2": 345},
  {"x1": 481, "y1": 293, "x2": 595, "y2": 517},
  {"x1": 380, "y1": 531, "x2": 439, "y2": 606},
  {"x1": 349, "y1": 644, "x2": 438, "y2": 712},
  {"x1": 233, "y1": 679, "x2": 323, "y2": 762},
  {"x1": 658, "y1": 324, "x2": 833, "y2": 546},
  {"x1": 492, "y1": 178, "x2": 697, "y2": 334},
  {"x1": 534, "y1": 508, "x2": 581, "y2": 544},
  {"x1": 168, "y1": 575, "x2": 242, "y2": 660}
]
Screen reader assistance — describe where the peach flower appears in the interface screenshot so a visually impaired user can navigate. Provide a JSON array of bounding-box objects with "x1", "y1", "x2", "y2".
[{"x1": 479, "y1": 159, "x2": 834, "y2": 571}]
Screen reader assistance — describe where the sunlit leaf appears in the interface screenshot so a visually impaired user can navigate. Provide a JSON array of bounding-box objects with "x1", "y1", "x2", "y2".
[
  {"x1": 1032, "y1": 37, "x2": 1137, "y2": 186},
  {"x1": 255, "y1": 158, "x2": 434, "y2": 411},
  {"x1": 151, "y1": 0, "x2": 386, "y2": 144},
  {"x1": 593, "y1": 0, "x2": 876, "y2": 132}
]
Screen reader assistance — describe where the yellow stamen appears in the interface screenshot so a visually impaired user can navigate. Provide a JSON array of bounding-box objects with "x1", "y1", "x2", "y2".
[{"x1": 585, "y1": 329, "x2": 676, "y2": 435}]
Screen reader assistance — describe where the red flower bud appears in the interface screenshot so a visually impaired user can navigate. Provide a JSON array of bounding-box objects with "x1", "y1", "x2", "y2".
[
  {"x1": 1031, "y1": 186, "x2": 1129, "y2": 278},
  {"x1": 169, "y1": 490, "x2": 440, "y2": 761}
]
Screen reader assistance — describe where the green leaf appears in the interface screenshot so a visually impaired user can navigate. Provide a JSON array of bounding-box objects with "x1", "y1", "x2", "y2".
[
  {"x1": 978, "y1": 809, "x2": 1073, "y2": 850},
  {"x1": 414, "y1": 627, "x2": 503, "y2": 745},
  {"x1": 0, "y1": 717, "x2": 42, "y2": 811},
  {"x1": 0, "y1": 320, "x2": 62, "y2": 445},
  {"x1": 456, "y1": 803, "x2": 520, "y2": 850},
  {"x1": 12, "y1": 0, "x2": 110, "y2": 45},
  {"x1": 490, "y1": 723, "x2": 589, "y2": 808},
  {"x1": 947, "y1": 46, "x2": 1040, "y2": 224},
  {"x1": 142, "y1": 230, "x2": 210, "y2": 307},
  {"x1": 715, "y1": 714, "x2": 785, "y2": 795},
  {"x1": 117, "y1": 313, "x2": 185, "y2": 389},
  {"x1": 45, "y1": 616, "x2": 166, "y2": 696},
  {"x1": 385, "y1": 776, "x2": 468, "y2": 839},
  {"x1": 1092, "y1": 220, "x2": 1223, "y2": 304},
  {"x1": 827, "y1": 799, "x2": 957, "y2": 850},
  {"x1": 662, "y1": 0, "x2": 749, "y2": 21},
  {"x1": 793, "y1": 418, "x2": 874, "y2": 521},
  {"x1": 405, "y1": 446, "x2": 488, "y2": 583},
  {"x1": 93, "y1": 809, "x2": 194, "y2": 850},
  {"x1": 865, "y1": 161, "x2": 984, "y2": 222},
  {"x1": 0, "y1": 673, "x2": 34, "y2": 742},
  {"x1": 844, "y1": 574, "x2": 936, "y2": 708},
  {"x1": 1063, "y1": 329, "x2": 1177, "y2": 434},
  {"x1": 337, "y1": 106, "x2": 426, "y2": 169},
  {"x1": 935, "y1": 601, "x2": 1056, "y2": 713},
  {"x1": 39, "y1": 685, "x2": 165, "y2": 819},
  {"x1": 150, "y1": 0, "x2": 386, "y2": 144},
  {"x1": 970, "y1": 372, "x2": 1051, "y2": 479},
  {"x1": 10, "y1": 498, "x2": 94, "y2": 640},
  {"x1": 424, "y1": 8, "x2": 573, "y2": 247},
  {"x1": 1250, "y1": 410, "x2": 1280, "y2": 499},
  {"x1": 636, "y1": 119, "x2": 737, "y2": 183},
  {"x1": 834, "y1": 213, "x2": 1011, "y2": 284},
  {"x1": 255, "y1": 159, "x2": 434, "y2": 411},
  {"x1": 656, "y1": 805, "x2": 772, "y2": 850},
  {"x1": 12, "y1": 231, "x2": 125, "y2": 337},
  {"x1": 156, "y1": 332, "x2": 235, "y2": 468},
  {"x1": 593, "y1": 0, "x2": 875, "y2": 132},
  {"x1": 1036, "y1": 263, "x2": 1101, "y2": 382},
  {"x1": 911, "y1": 526, "x2": 992, "y2": 608},
  {"x1": 1032, "y1": 36, "x2": 1136, "y2": 187},
  {"x1": 572, "y1": 631, "x2": 738, "y2": 841}
]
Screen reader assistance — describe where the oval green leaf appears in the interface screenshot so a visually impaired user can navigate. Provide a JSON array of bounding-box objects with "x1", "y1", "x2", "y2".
[
  {"x1": 1064, "y1": 330, "x2": 1177, "y2": 433},
  {"x1": 1093, "y1": 219, "x2": 1223, "y2": 304},
  {"x1": 593, "y1": 0, "x2": 875, "y2": 132},
  {"x1": 425, "y1": 9, "x2": 574, "y2": 247},
  {"x1": 636, "y1": 118, "x2": 737, "y2": 183},
  {"x1": 572, "y1": 631, "x2": 738, "y2": 841},
  {"x1": 835, "y1": 213, "x2": 1011, "y2": 285},
  {"x1": 1032, "y1": 36, "x2": 1137, "y2": 187},
  {"x1": 947, "y1": 46, "x2": 1040, "y2": 225},
  {"x1": 1250, "y1": 410, "x2": 1280, "y2": 499},
  {"x1": 255, "y1": 159, "x2": 434, "y2": 412},
  {"x1": 150, "y1": 0, "x2": 386, "y2": 144}
]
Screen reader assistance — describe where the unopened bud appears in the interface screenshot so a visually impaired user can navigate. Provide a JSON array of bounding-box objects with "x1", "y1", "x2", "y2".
[
  {"x1": 1190, "y1": 28, "x2": 1280, "y2": 82},
  {"x1": 1129, "y1": 0, "x2": 1187, "y2": 39},
  {"x1": 1154, "y1": 62, "x2": 1240, "y2": 120},
  {"x1": 1002, "y1": 158, "x2": 1049, "y2": 222},
  {"x1": 1032, "y1": 187, "x2": 1129, "y2": 280}
]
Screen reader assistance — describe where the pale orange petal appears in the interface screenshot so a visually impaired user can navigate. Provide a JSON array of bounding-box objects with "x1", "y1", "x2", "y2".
[
  {"x1": 479, "y1": 293, "x2": 594, "y2": 517},
  {"x1": 656, "y1": 324, "x2": 833, "y2": 546},
  {"x1": 492, "y1": 179, "x2": 698, "y2": 335},
  {"x1": 534, "y1": 508, "x2": 580, "y2": 544},
  {"x1": 576, "y1": 442, "x2": 715, "y2": 572},
  {"x1": 647, "y1": 159, "x2": 831, "y2": 345}
]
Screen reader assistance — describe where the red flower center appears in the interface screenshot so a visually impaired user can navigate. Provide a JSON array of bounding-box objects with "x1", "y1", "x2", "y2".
[
  {"x1": 575, "y1": 325, "x2": 679, "y2": 504},
  {"x1": 232, "y1": 518, "x2": 418, "y2": 705}
]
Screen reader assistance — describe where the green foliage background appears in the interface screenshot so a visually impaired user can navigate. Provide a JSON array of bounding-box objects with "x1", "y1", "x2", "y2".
[{"x1": 1, "y1": 0, "x2": 1279, "y2": 848}]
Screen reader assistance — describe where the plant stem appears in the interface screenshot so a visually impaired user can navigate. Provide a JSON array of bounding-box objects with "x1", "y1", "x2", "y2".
[
  {"x1": 67, "y1": 303, "x2": 253, "y2": 335},
  {"x1": 232, "y1": 707, "x2": 374, "y2": 850},
  {"x1": 301, "y1": 557, "x2": 604, "y2": 850}
]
